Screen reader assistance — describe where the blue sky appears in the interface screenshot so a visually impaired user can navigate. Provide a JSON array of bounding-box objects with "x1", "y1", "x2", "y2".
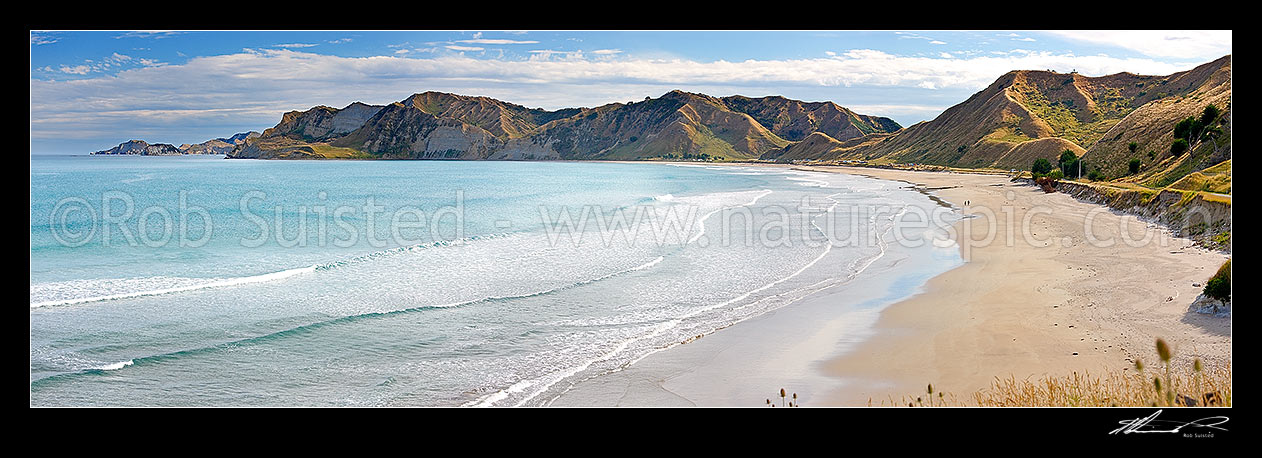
[{"x1": 30, "y1": 30, "x2": 1231, "y2": 154}]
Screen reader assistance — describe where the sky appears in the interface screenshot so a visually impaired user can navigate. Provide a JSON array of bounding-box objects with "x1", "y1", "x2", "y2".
[{"x1": 29, "y1": 30, "x2": 1232, "y2": 154}]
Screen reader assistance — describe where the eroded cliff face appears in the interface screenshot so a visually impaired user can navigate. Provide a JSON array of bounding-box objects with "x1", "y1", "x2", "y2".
[
  {"x1": 264, "y1": 103, "x2": 385, "y2": 142},
  {"x1": 327, "y1": 102, "x2": 504, "y2": 159}
]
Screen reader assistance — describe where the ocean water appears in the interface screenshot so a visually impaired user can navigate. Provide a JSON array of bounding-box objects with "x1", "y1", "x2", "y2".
[{"x1": 30, "y1": 155, "x2": 962, "y2": 406}]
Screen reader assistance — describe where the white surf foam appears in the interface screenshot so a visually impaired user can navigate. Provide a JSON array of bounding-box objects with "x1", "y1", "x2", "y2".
[
  {"x1": 30, "y1": 266, "x2": 317, "y2": 308},
  {"x1": 96, "y1": 360, "x2": 134, "y2": 371}
]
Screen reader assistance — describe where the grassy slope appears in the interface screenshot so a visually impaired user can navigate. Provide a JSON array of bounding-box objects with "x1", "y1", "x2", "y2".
[
  {"x1": 1086, "y1": 57, "x2": 1231, "y2": 183},
  {"x1": 782, "y1": 56, "x2": 1231, "y2": 199},
  {"x1": 1167, "y1": 160, "x2": 1231, "y2": 194}
]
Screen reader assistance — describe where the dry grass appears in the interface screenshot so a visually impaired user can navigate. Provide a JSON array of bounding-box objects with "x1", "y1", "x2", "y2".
[
  {"x1": 873, "y1": 339, "x2": 1231, "y2": 407},
  {"x1": 967, "y1": 360, "x2": 1231, "y2": 407},
  {"x1": 1167, "y1": 159, "x2": 1231, "y2": 195}
]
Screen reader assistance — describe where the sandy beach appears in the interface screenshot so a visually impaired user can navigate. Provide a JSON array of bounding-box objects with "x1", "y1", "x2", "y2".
[{"x1": 552, "y1": 164, "x2": 1230, "y2": 406}]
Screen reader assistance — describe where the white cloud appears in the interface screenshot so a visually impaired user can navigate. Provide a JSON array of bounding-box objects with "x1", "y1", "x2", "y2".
[
  {"x1": 939, "y1": 52, "x2": 953, "y2": 58},
  {"x1": 528, "y1": 49, "x2": 585, "y2": 60},
  {"x1": 592, "y1": 49, "x2": 623, "y2": 55},
  {"x1": 52, "y1": 52, "x2": 140, "y2": 75},
  {"x1": 1044, "y1": 30, "x2": 1231, "y2": 60},
  {"x1": 58, "y1": 65, "x2": 90, "y2": 75},
  {"x1": 275, "y1": 43, "x2": 320, "y2": 48},
  {"x1": 456, "y1": 39, "x2": 540, "y2": 45},
  {"x1": 446, "y1": 45, "x2": 485, "y2": 52},
  {"x1": 114, "y1": 31, "x2": 183, "y2": 39},
  {"x1": 31, "y1": 32, "x2": 59, "y2": 45},
  {"x1": 896, "y1": 32, "x2": 947, "y2": 45},
  {"x1": 1012, "y1": 37, "x2": 1036, "y2": 42}
]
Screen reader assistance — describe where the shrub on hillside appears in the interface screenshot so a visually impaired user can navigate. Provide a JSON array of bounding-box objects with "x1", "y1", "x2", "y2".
[
  {"x1": 1128, "y1": 158, "x2": 1141, "y2": 175},
  {"x1": 1174, "y1": 116, "x2": 1203, "y2": 143},
  {"x1": 1170, "y1": 139, "x2": 1189, "y2": 156},
  {"x1": 1200, "y1": 104, "x2": 1221, "y2": 126},
  {"x1": 1204, "y1": 259, "x2": 1231, "y2": 301}
]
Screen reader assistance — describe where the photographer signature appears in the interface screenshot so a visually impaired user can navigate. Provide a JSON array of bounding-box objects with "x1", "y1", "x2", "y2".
[{"x1": 1109, "y1": 410, "x2": 1229, "y2": 435}]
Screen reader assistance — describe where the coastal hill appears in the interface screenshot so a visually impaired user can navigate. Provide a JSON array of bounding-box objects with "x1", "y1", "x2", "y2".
[
  {"x1": 93, "y1": 132, "x2": 260, "y2": 156},
  {"x1": 179, "y1": 131, "x2": 262, "y2": 155},
  {"x1": 1082, "y1": 56, "x2": 1231, "y2": 185},
  {"x1": 92, "y1": 139, "x2": 182, "y2": 156},
  {"x1": 721, "y1": 95, "x2": 902, "y2": 142},
  {"x1": 493, "y1": 90, "x2": 790, "y2": 161},
  {"x1": 228, "y1": 91, "x2": 901, "y2": 160},
  {"x1": 766, "y1": 55, "x2": 1231, "y2": 182}
]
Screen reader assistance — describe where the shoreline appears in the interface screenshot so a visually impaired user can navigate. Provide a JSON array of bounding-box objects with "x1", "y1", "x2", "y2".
[{"x1": 550, "y1": 163, "x2": 1230, "y2": 406}]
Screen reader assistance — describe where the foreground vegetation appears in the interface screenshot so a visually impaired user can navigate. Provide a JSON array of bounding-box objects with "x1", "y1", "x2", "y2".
[{"x1": 877, "y1": 339, "x2": 1231, "y2": 407}]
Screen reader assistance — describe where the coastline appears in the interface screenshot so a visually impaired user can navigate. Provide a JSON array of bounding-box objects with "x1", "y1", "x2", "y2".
[{"x1": 550, "y1": 163, "x2": 1230, "y2": 406}]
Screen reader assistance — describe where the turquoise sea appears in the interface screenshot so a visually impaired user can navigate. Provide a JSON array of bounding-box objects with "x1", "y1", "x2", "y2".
[{"x1": 30, "y1": 155, "x2": 962, "y2": 406}]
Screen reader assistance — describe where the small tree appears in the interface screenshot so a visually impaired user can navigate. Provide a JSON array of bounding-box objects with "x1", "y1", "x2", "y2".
[
  {"x1": 1058, "y1": 149, "x2": 1077, "y2": 170},
  {"x1": 1088, "y1": 167, "x2": 1104, "y2": 181},
  {"x1": 1032, "y1": 158, "x2": 1053, "y2": 176},
  {"x1": 1128, "y1": 158, "x2": 1141, "y2": 175},
  {"x1": 1068, "y1": 159, "x2": 1085, "y2": 178},
  {"x1": 1170, "y1": 139, "x2": 1189, "y2": 156},
  {"x1": 1200, "y1": 104, "x2": 1221, "y2": 126},
  {"x1": 1174, "y1": 116, "x2": 1205, "y2": 144},
  {"x1": 1056, "y1": 150, "x2": 1083, "y2": 178},
  {"x1": 1128, "y1": 142, "x2": 1139, "y2": 154}
]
